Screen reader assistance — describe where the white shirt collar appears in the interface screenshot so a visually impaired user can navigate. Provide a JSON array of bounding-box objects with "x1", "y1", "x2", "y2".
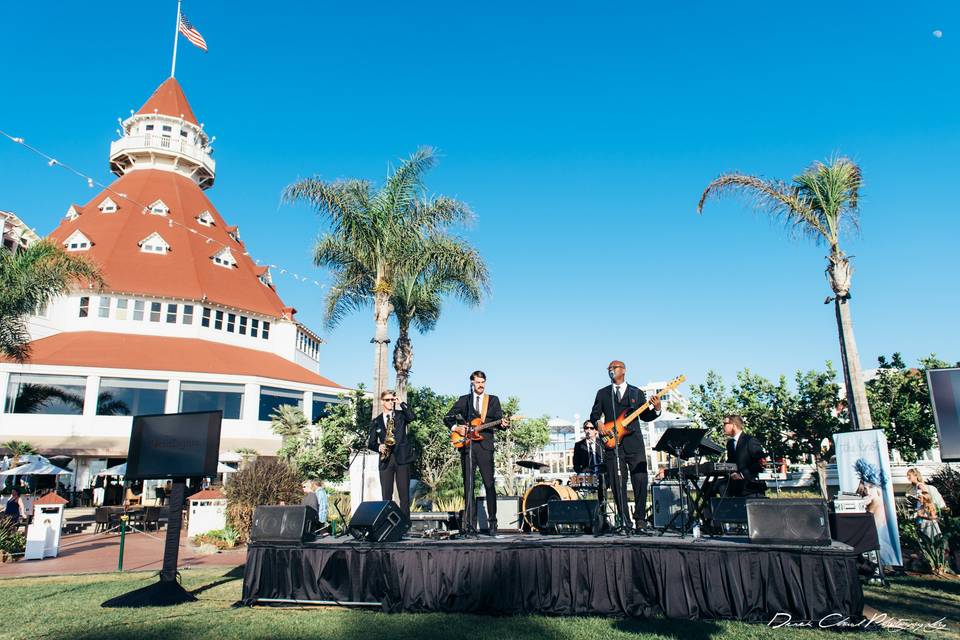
[{"x1": 732, "y1": 432, "x2": 741, "y2": 447}]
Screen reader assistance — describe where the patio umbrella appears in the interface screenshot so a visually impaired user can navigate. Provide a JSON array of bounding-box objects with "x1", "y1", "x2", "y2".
[
  {"x1": 0, "y1": 460, "x2": 71, "y2": 476},
  {"x1": 217, "y1": 462, "x2": 237, "y2": 474},
  {"x1": 97, "y1": 462, "x2": 127, "y2": 477}
]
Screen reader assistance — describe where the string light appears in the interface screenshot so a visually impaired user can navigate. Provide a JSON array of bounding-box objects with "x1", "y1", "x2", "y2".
[{"x1": 0, "y1": 127, "x2": 327, "y2": 292}]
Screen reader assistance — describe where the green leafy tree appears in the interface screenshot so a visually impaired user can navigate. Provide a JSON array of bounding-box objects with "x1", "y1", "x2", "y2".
[
  {"x1": 0, "y1": 240, "x2": 102, "y2": 361},
  {"x1": 405, "y1": 386, "x2": 459, "y2": 496},
  {"x1": 2, "y1": 440, "x2": 37, "y2": 469},
  {"x1": 283, "y1": 147, "x2": 473, "y2": 405},
  {"x1": 688, "y1": 370, "x2": 737, "y2": 438},
  {"x1": 494, "y1": 397, "x2": 550, "y2": 496},
  {"x1": 391, "y1": 235, "x2": 489, "y2": 402},
  {"x1": 269, "y1": 404, "x2": 309, "y2": 462},
  {"x1": 699, "y1": 157, "x2": 874, "y2": 431},
  {"x1": 867, "y1": 353, "x2": 954, "y2": 462},
  {"x1": 731, "y1": 369, "x2": 793, "y2": 461}
]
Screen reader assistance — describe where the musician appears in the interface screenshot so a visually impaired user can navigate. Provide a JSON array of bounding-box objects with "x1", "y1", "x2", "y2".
[
  {"x1": 722, "y1": 415, "x2": 766, "y2": 497},
  {"x1": 443, "y1": 370, "x2": 508, "y2": 536},
  {"x1": 368, "y1": 390, "x2": 417, "y2": 518},
  {"x1": 590, "y1": 360, "x2": 660, "y2": 531},
  {"x1": 572, "y1": 421, "x2": 605, "y2": 474}
]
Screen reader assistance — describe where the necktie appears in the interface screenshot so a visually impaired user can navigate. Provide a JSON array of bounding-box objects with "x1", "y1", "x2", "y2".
[
  {"x1": 589, "y1": 442, "x2": 596, "y2": 467},
  {"x1": 615, "y1": 386, "x2": 623, "y2": 403},
  {"x1": 474, "y1": 395, "x2": 480, "y2": 414}
]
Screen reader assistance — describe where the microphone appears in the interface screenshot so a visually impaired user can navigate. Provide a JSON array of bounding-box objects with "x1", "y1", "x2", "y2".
[{"x1": 608, "y1": 369, "x2": 616, "y2": 382}]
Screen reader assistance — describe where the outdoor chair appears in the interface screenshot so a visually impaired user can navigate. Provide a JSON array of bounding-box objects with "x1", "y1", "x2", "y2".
[
  {"x1": 143, "y1": 506, "x2": 161, "y2": 531},
  {"x1": 94, "y1": 507, "x2": 111, "y2": 533}
]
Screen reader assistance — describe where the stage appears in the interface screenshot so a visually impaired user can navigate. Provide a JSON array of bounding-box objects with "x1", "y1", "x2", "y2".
[{"x1": 241, "y1": 533, "x2": 863, "y2": 621}]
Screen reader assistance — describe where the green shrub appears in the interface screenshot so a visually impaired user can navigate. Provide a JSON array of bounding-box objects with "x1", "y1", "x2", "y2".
[
  {"x1": 0, "y1": 518, "x2": 25, "y2": 560},
  {"x1": 192, "y1": 527, "x2": 239, "y2": 550},
  {"x1": 929, "y1": 465, "x2": 960, "y2": 514},
  {"x1": 224, "y1": 458, "x2": 303, "y2": 542}
]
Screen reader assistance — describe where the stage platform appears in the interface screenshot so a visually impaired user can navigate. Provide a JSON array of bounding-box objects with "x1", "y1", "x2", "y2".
[{"x1": 241, "y1": 532, "x2": 863, "y2": 621}]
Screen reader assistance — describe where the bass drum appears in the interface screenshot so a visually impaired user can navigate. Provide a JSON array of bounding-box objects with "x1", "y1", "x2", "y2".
[{"x1": 522, "y1": 482, "x2": 578, "y2": 531}]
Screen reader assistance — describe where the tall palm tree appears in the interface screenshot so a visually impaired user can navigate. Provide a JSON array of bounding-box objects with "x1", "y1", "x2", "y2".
[
  {"x1": 283, "y1": 147, "x2": 472, "y2": 404},
  {"x1": 698, "y1": 157, "x2": 873, "y2": 429},
  {"x1": 391, "y1": 235, "x2": 490, "y2": 402},
  {"x1": 2, "y1": 440, "x2": 37, "y2": 469},
  {"x1": 0, "y1": 240, "x2": 102, "y2": 361}
]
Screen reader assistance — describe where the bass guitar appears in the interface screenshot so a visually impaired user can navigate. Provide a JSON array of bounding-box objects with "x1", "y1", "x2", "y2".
[
  {"x1": 450, "y1": 415, "x2": 523, "y2": 449},
  {"x1": 598, "y1": 375, "x2": 685, "y2": 449}
]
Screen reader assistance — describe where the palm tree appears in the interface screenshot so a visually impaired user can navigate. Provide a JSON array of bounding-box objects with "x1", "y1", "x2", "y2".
[
  {"x1": 2, "y1": 440, "x2": 37, "y2": 469},
  {"x1": 391, "y1": 235, "x2": 490, "y2": 402},
  {"x1": 698, "y1": 157, "x2": 873, "y2": 429},
  {"x1": 283, "y1": 147, "x2": 472, "y2": 403},
  {"x1": 0, "y1": 240, "x2": 102, "y2": 361},
  {"x1": 269, "y1": 405, "x2": 309, "y2": 461}
]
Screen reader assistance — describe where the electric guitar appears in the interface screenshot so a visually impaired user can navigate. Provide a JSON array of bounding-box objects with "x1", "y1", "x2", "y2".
[
  {"x1": 598, "y1": 375, "x2": 686, "y2": 449},
  {"x1": 450, "y1": 415, "x2": 523, "y2": 449}
]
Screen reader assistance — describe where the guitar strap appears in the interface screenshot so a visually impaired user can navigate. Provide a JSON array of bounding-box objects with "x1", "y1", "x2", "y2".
[{"x1": 480, "y1": 394, "x2": 489, "y2": 423}]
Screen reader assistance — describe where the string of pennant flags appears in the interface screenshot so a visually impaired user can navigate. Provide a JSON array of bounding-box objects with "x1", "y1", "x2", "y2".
[{"x1": 0, "y1": 127, "x2": 330, "y2": 292}]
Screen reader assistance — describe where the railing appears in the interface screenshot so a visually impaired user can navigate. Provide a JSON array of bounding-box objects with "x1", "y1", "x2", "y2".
[{"x1": 109, "y1": 135, "x2": 216, "y2": 174}]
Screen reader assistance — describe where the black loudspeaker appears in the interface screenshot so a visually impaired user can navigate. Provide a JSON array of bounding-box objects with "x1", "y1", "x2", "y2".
[
  {"x1": 250, "y1": 505, "x2": 314, "y2": 543},
  {"x1": 710, "y1": 497, "x2": 749, "y2": 524},
  {"x1": 652, "y1": 482, "x2": 687, "y2": 528},
  {"x1": 545, "y1": 500, "x2": 598, "y2": 531},
  {"x1": 349, "y1": 501, "x2": 405, "y2": 542},
  {"x1": 746, "y1": 499, "x2": 831, "y2": 546}
]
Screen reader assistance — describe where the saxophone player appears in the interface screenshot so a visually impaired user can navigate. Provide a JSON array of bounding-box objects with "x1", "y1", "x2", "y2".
[{"x1": 368, "y1": 390, "x2": 417, "y2": 519}]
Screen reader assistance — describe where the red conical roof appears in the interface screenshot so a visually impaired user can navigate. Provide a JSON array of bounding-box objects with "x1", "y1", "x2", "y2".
[{"x1": 136, "y1": 78, "x2": 199, "y2": 125}]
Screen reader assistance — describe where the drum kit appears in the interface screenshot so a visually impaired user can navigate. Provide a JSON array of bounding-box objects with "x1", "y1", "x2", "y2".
[{"x1": 515, "y1": 460, "x2": 600, "y2": 532}]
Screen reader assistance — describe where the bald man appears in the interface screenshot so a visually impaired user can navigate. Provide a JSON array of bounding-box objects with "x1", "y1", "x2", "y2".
[{"x1": 590, "y1": 360, "x2": 660, "y2": 532}]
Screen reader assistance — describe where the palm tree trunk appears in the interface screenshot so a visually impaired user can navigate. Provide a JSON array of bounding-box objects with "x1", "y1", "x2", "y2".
[
  {"x1": 372, "y1": 290, "x2": 392, "y2": 412},
  {"x1": 834, "y1": 296, "x2": 873, "y2": 430},
  {"x1": 393, "y1": 323, "x2": 413, "y2": 403}
]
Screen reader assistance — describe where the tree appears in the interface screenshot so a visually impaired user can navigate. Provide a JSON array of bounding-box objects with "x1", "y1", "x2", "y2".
[
  {"x1": 698, "y1": 157, "x2": 874, "y2": 430},
  {"x1": 688, "y1": 370, "x2": 737, "y2": 438},
  {"x1": 2, "y1": 440, "x2": 37, "y2": 469},
  {"x1": 391, "y1": 235, "x2": 489, "y2": 402},
  {"x1": 283, "y1": 147, "x2": 473, "y2": 405},
  {"x1": 224, "y1": 458, "x2": 304, "y2": 542},
  {"x1": 493, "y1": 397, "x2": 551, "y2": 496},
  {"x1": 0, "y1": 240, "x2": 102, "y2": 361},
  {"x1": 406, "y1": 386, "x2": 459, "y2": 497},
  {"x1": 867, "y1": 353, "x2": 955, "y2": 462},
  {"x1": 269, "y1": 404, "x2": 309, "y2": 462}
]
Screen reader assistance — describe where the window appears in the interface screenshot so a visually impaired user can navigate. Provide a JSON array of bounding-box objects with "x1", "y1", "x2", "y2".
[
  {"x1": 150, "y1": 302, "x2": 161, "y2": 322},
  {"x1": 5, "y1": 374, "x2": 86, "y2": 415},
  {"x1": 166, "y1": 303, "x2": 177, "y2": 323},
  {"x1": 162, "y1": 125, "x2": 172, "y2": 132},
  {"x1": 201, "y1": 307, "x2": 211, "y2": 327},
  {"x1": 98, "y1": 197, "x2": 118, "y2": 213},
  {"x1": 139, "y1": 232, "x2": 169, "y2": 254},
  {"x1": 250, "y1": 318, "x2": 259, "y2": 338},
  {"x1": 259, "y1": 387, "x2": 303, "y2": 421},
  {"x1": 212, "y1": 247, "x2": 236, "y2": 268},
  {"x1": 116, "y1": 298, "x2": 129, "y2": 320},
  {"x1": 180, "y1": 129, "x2": 188, "y2": 138},
  {"x1": 312, "y1": 395, "x2": 336, "y2": 422},
  {"x1": 196, "y1": 211, "x2": 214, "y2": 227},
  {"x1": 98, "y1": 296, "x2": 111, "y2": 318},
  {"x1": 64, "y1": 230, "x2": 91, "y2": 251},
  {"x1": 145, "y1": 124, "x2": 154, "y2": 131},
  {"x1": 133, "y1": 300, "x2": 145, "y2": 321},
  {"x1": 148, "y1": 200, "x2": 169, "y2": 216},
  {"x1": 238, "y1": 316, "x2": 247, "y2": 335},
  {"x1": 65, "y1": 206, "x2": 81, "y2": 222},
  {"x1": 79, "y1": 296, "x2": 89, "y2": 318},
  {"x1": 97, "y1": 378, "x2": 167, "y2": 416},
  {"x1": 262, "y1": 321, "x2": 270, "y2": 340},
  {"x1": 183, "y1": 305, "x2": 194, "y2": 325},
  {"x1": 226, "y1": 313, "x2": 236, "y2": 333},
  {"x1": 214, "y1": 310, "x2": 223, "y2": 330},
  {"x1": 179, "y1": 382, "x2": 243, "y2": 419}
]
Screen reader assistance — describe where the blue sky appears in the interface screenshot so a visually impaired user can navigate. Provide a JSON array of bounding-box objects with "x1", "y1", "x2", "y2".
[{"x1": 2, "y1": 2, "x2": 958, "y2": 421}]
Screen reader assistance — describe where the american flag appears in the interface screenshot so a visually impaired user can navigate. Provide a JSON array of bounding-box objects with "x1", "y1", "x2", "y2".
[{"x1": 179, "y1": 13, "x2": 208, "y2": 52}]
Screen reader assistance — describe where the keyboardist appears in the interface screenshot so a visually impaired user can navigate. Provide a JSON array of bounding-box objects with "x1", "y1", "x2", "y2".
[{"x1": 722, "y1": 415, "x2": 767, "y2": 497}]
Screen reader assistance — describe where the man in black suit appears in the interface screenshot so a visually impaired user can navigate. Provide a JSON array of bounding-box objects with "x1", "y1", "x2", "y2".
[
  {"x1": 572, "y1": 421, "x2": 605, "y2": 474},
  {"x1": 443, "y1": 370, "x2": 508, "y2": 536},
  {"x1": 722, "y1": 415, "x2": 767, "y2": 497},
  {"x1": 368, "y1": 390, "x2": 417, "y2": 518},
  {"x1": 590, "y1": 360, "x2": 660, "y2": 531}
]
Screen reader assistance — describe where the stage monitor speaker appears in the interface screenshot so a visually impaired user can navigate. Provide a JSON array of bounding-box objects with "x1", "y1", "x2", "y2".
[
  {"x1": 746, "y1": 499, "x2": 830, "y2": 546},
  {"x1": 710, "y1": 497, "x2": 749, "y2": 524},
  {"x1": 251, "y1": 505, "x2": 314, "y2": 543},
  {"x1": 476, "y1": 495, "x2": 522, "y2": 531},
  {"x1": 927, "y1": 367, "x2": 960, "y2": 462},
  {"x1": 652, "y1": 482, "x2": 688, "y2": 528},
  {"x1": 349, "y1": 500, "x2": 404, "y2": 542},
  {"x1": 545, "y1": 500, "x2": 598, "y2": 530}
]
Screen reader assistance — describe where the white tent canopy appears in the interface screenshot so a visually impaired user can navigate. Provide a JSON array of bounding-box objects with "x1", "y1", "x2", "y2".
[
  {"x1": 97, "y1": 462, "x2": 236, "y2": 477},
  {"x1": 1, "y1": 460, "x2": 71, "y2": 476}
]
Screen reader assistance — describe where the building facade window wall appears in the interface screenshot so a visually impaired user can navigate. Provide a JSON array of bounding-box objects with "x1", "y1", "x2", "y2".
[
  {"x1": 179, "y1": 381, "x2": 243, "y2": 419},
  {"x1": 4, "y1": 373, "x2": 86, "y2": 415},
  {"x1": 97, "y1": 378, "x2": 167, "y2": 416},
  {"x1": 259, "y1": 386, "x2": 304, "y2": 421}
]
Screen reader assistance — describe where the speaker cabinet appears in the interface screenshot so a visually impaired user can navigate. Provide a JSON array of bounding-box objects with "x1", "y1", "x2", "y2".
[
  {"x1": 476, "y1": 495, "x2": 522, "y2": 531},
  {"x1": 746, "y1": 499, "x2": 831, "y2": 546},
  {"x1": 652, "y1": 482, "x2": 688, "y2": 528},
  {"x1": 250, "y1": 505, "x2": 314, "y2": 543},
  {"x1": 349, "y1": 500, "x2": 405, "y2": 542},
  {"x1": 709, "y1": 497, "x2": 750, "y2": 524},
  {"x1": 545, "y1": 500, "x2": 598, "y2": 531}
]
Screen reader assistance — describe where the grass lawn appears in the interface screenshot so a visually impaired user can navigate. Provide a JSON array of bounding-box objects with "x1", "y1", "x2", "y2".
[{"x1": 1, "y1": 568, "x2": 957, "y2": 640}]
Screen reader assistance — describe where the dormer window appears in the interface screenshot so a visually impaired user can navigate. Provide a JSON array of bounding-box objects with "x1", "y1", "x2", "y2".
[
  {"x1": 196, "y1": 210, "x2": 215, "y2": 227},
  {"x1": 225, "y1": 225, "x2": 241, "y2": 243},
  {"x1": 148, "y1": 199, "x2": 169, "y2": 216},
  {"x1": 63, "y1": 230, "x2": 92, "y2": 251},
  {"x1": 98, "y1": 197, "x2": 118, "y2": 213},
  {"x1": 139, "y1": 232, "x2": 170, "y2": 255},
  {"x1": 65, "y1": 205, "x2": 81, "y2": 222},
  {"x1": 255, "y1": 266, "x2": 272, "y2": 286},
  {"x1": 211, "y1": 247, "x2": 236, "y2": 268}
]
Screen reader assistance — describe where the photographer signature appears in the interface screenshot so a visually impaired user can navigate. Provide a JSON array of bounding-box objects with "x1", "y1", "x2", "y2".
[{"x1": 769, "y1": 612, "x2": 949, "y2": 633}]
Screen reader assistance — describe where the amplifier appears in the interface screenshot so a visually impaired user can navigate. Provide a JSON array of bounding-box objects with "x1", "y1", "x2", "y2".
[
  {"x1": 652, "y1": 482, "x2": 688, "y2": 528},
  {"x1": 545, "y1": 500, "x2": 598, "y2": 532},
  {"x1": 477, "y1": 495, "x2": 522, "y2": 532},
  {"x1": 833, "y1": 498, "x2": 866, "y2": 513},
  {"x1": 408, "y1": 511, "x2": 458, "y2": 534}
]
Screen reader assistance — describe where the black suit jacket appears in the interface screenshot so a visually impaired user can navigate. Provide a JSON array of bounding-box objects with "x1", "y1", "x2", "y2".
[
  {"x1": 443, "y1": 393, "x2": 503, "y2": 452},
  {"x1": 572, "y1": 438, "x2": 605, "y2": 473},
  {"x1": 369, "y1": 402, "x2": 417, "y2": 466},
  {"x1": 589, "y1": 384, "x2": 658, "y2": 456},
  {"x1": 727, "y1": 433, "x2": 767, "y2": 493}
]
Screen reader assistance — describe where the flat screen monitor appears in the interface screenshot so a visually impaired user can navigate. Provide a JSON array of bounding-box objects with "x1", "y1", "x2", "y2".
[
  {"x1": 927, "y1": 367, "x2": 960, "y2": 463},
  {"x1": 126, "y1": 411, "x2": 223, "y2": 480}
]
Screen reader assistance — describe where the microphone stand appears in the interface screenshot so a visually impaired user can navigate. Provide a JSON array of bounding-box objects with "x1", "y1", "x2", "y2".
[{"x1": 609, "y1": 384, "x2": 631, "y2": 537}]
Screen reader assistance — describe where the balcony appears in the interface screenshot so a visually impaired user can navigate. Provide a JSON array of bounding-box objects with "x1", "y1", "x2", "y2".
[{"x1": 109, "y1": 134, "x2": 216, "y2": 188}]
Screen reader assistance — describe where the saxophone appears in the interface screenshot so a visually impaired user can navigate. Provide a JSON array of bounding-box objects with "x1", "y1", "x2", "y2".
[{"x1": 382, "y1": 411, "x2": 396, "y2": 461}]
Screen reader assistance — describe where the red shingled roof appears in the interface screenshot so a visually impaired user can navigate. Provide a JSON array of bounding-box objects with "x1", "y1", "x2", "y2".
[
  {"x1": 189, "y1": 489, "x2": 226, "y2": 501},
  {"x1": 4, "y1": 332, "x2": 344, "y2": 388},
  {"x1": 35, "y1": 493, "x2": 69, "y2": 505},
  {"x1": 136, "y1": 78, "x2": 199, "y2": 125},
  {"x1": 47, "y1": 169, "x2": 287, "y2": 318}
]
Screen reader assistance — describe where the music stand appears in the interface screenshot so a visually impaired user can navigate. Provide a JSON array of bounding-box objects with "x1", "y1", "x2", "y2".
[{"x1": 653, "y1": 428, "x2": 709, "y2": 537}]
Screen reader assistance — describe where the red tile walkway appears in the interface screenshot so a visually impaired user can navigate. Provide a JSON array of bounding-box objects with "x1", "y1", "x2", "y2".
[{"x1": 0, "y1": 528, "x2": 246, "y2": 577}]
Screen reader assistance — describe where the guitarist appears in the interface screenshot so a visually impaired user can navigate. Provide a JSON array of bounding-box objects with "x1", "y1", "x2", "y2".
[
  {"x1": 368, "y1": 390, "x2": 417, "y2": 519},
  {"x1": 444, "y1": 370, "x2": 509, "y2": 536},
  {"x1": 589, "y1": 360, "x2": 661, "y2": 532}
]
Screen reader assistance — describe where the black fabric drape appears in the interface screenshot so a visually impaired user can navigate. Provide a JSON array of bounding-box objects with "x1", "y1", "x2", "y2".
[
  {"x1": 242, "y1": 539, "x2": 863, "y2": 621},
  {"x1": 829, "y1": 513, "x2": 880, "y2": 555}
]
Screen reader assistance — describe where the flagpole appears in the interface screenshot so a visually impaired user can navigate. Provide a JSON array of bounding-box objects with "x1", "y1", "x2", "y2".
[{"x1": 170, "y1": 0, "x2": 182, "y2": 78}]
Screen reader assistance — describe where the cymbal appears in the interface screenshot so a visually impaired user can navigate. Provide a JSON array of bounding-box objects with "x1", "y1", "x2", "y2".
[{"x1": 516, "y1": 460, "x2": 548, "y2": 470}]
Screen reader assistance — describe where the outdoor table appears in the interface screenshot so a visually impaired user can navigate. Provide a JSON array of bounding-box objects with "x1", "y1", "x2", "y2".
[{"x1": 828, "y1": 512, "x2": 879, "y2": 555}]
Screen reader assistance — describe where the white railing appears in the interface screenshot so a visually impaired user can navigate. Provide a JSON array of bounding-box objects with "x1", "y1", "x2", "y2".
[{"x1": 109, "y1": 135, "x2": 216, "y2": 174}]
